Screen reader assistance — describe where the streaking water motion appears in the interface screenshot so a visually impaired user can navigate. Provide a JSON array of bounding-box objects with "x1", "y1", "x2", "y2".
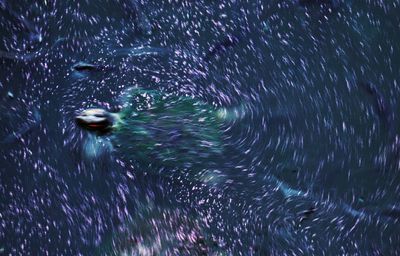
[
  {"x1": 1, "y1": 107, "x2": 41, "y2": 145},
  {"x1": 75, "y1": 87, "x2": 245, "y2": 171},
  {"x1": 0, "y1": 0, "x2": 42, "y2": 45},
  {"x1": 1, "y1": 0, "x2": 400, "y2": 255},
  {"x1": 127, "y1": 0, "x2": 152, "y2": 36}
]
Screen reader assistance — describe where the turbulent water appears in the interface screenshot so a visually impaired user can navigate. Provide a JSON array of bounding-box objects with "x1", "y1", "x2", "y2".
[{"x1": 1, "y1": 0, "x2": 400, "y2": 255}]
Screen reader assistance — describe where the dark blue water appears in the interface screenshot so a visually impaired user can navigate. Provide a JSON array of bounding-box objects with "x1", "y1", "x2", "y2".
[{"x1": 1, "y1": 0, "x2": 400, "y2": 255}]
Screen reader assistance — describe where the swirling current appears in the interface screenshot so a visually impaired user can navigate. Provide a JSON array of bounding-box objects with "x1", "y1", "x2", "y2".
[{"x1": 1, "y1": 0, "x2": 400, "y2": 255}]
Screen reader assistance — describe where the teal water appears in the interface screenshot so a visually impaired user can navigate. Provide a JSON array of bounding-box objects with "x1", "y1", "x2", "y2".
[{"x1": 1, "y1": 0, "x2": 400, "y2": 254}]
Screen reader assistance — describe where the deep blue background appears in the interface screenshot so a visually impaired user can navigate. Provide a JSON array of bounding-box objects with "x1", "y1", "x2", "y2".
[{"x1": 1, "y1": 0, "x2": 400, "y2": 254}]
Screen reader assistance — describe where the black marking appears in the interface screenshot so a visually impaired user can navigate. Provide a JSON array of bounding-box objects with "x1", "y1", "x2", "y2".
[
  {"x1": 381, "y1": 207, "x2": 400, "y2": 219},
  {"x1": 205, "y1": 34, "x2": 240, "y2": 60},
  {"x1": 71, "y1": 62, "x2": 111, "y2": 72},
  {"x1": 299, "y1": 206, "x2": 317, "y2": 223}
]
